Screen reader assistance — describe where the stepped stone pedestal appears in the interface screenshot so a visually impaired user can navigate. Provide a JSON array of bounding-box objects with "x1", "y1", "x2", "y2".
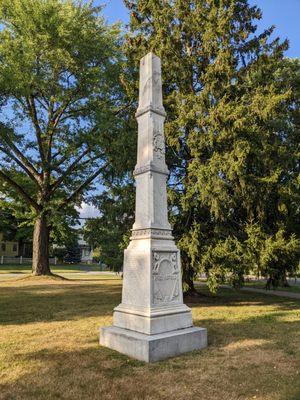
[{"x1": 100, "y1": 52, "x2": 207, "y2": 362}]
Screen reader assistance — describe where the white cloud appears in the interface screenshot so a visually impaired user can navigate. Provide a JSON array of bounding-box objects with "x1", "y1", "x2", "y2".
[{"x1": 76, "y1": 202, "x2": 100, "y2": 219}]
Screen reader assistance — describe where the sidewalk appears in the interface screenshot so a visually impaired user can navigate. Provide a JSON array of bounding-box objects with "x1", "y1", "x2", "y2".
[{"x1": 197, "y1": 281, "x2": 300, "y2": 300}]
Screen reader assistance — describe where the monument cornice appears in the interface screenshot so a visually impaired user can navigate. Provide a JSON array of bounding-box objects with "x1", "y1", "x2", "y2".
[
  {"x1": 135, "y1": 105, "x2": 166, "y2": 118},
  {"x1": 130, "y1": 228, "x2": 173, "y2": 240},
  {"x1": 133, "y1": 163, "x2": 169, "y2": 177},
  {"x1": 114, "y1": 303, "x2": 190, "y2": 318}
]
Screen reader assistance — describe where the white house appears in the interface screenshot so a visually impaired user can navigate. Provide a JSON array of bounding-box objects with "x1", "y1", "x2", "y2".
[{"x1": 78, "y1": 235, "x2": 93, "y2": 263}]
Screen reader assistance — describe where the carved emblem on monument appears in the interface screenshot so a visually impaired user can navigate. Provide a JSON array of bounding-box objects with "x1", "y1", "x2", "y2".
[
  {"x1": 152, "y1": 252, "x2": 180, "y2": 304},
  {"x1": 153, "y1": 128, "x2": 165, "y2": 159}
]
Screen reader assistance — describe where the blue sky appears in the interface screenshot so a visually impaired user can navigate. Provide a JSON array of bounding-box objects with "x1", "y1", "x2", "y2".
[{"x1": 99, "y1": 0, "x2": 300, "y2": 58}]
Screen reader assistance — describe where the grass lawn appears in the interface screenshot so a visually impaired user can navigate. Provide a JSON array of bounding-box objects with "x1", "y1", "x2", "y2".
[
  {"x1": 0, "y1": 278, "x2": 299, "y2": 400},
  {"x1": 245, "y1": 281, "x2": 300, "y2": 294},
  {"x1": 0, "y1": 263, "x2": 102, "y2": 274}
]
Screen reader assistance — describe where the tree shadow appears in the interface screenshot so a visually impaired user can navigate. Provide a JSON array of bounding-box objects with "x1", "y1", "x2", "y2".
[
  {"x1": 0, "y1": 281, "x2": 299, "y2": 327},
  {"x1": 0, "y1": 281, "x2": 122, "y2": 325},
  {"x1": 0, "y1": 281, "x2": 299, "y2": 399},
  {"x1": 186, "y1": 286, "x2": 300, "y2": 311},
  {"x1": 193, "y1": 315, "x2": 300, "y2": 350},
  {"x1": 0, "y1": 311, "x2": 299, "y2": 400}
]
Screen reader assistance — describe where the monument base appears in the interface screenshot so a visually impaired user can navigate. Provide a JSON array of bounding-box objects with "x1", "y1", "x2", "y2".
[{"x1": 100, "y1": 326, "x2": 207, "y2": 362}]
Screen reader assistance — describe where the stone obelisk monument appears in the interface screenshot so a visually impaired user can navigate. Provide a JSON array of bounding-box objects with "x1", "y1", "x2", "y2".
[{"x1": 100, "y1": 53, "x2": 207, "y2": 362}]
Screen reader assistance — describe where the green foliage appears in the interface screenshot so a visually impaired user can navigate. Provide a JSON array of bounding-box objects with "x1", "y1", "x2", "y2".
[
  {"x1": 84, "y1": 182, "x2": 135, "y2": 271},
  {"x1": 245, "y1": 224, "x2": 299, "y2": 288},
  {"x1": 201, "y1": 235, "x2": 247, "y2": 292},
  {"x1": 91, "y1": 247, "x2": 101, "y2": 263},
  {"x1": 52, "y1": 246, "x2": 66, "y2": 261},
  {"x1": 0, "y1": 0, "x2": 129, "y2": 272},
  {"x1": 124, "y1": 0, "x2": 300, "y2": 291},
  {"x1": 64, "y1": 240, "x2": 81, "y2": 263},
  {"x1": 0, "y1": 171, "x2": 80, "y2": 248}
]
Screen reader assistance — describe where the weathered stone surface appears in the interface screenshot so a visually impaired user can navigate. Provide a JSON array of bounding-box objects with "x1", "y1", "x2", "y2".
[
  {"x1": 113, "y1": 307, "x2": 193, "y2": 335},
  {"x1": 99, "y1": 52, "x2": 207, "y2": 362},
  {"x1": 100, "y1": 326, "x2": 207, "y2": 363},
  {"x1": 136, "y1": 52, "x2": 166, "y2": 118}
]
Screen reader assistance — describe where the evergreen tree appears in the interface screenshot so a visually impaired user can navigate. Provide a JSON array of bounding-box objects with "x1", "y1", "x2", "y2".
[
  {"x1": 84, "y1": 181, "x2": 135, "y2": 271},
  {"x1": 64, "y1": 240, "x2": 81, "y2": 264},
  {"x1": 124, "y1": 0, "x2": 300, "y2": 292}
]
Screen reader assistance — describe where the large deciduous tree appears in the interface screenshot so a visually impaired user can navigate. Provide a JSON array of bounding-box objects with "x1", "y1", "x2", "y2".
[
  {"x1": 124, "y1": 0, "x2": 300, "y2": 292},
  {"x1": 0, "y1": 0, "x2": 128, "y2": 275},
  {"x1": 0, "y1": 176, "x2": 80, "y2": 257}
]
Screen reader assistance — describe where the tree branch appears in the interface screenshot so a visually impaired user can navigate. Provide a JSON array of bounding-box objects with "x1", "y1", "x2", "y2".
[
  {"x1": 0, "y1": 146, "x2": 41, "y2": 188},
  {"x1": 26, "y1": 96, "x2": 46, "y2": 166},
  {"x1": 52, "y1": 153, "x2": 69, "y2": 168},
  {"x1": 0, "y1": 170, "x2": 40, "y2": 211},
  {"x1": 0, "y1": 124, "x2": 40, "y2": 181},
  {"x1": 113, "y1": 101, "x2": 133, "y2": 116},
  {"x1": 46, "y1": 99, "x2": 73, "y2": 163},
  {"x1": 50, "y1": 147, "x2": 91, "y2": 193},
  {"x1": 57, "y1": 162, "x2": 108, "y2": 211}
]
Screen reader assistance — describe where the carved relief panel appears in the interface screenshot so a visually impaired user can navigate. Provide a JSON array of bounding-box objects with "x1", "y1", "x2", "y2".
[
  {"x1": 152, "y1": 251, "x2": 180, "y2": 305},
  {"x1": 153, "y1": 127, "x2": 165, "y2": 160}
]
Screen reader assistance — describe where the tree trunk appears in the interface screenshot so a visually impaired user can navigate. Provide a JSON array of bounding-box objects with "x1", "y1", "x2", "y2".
[
  {"x1": 182, "y1": 264, "x2": 199, "y2": 296},
  {"x1": 32, "y1": 215, "x2": 51, "y2": 276},
  {"x1": 266, "y1": 271, "x2": 290, "y2": 290}
]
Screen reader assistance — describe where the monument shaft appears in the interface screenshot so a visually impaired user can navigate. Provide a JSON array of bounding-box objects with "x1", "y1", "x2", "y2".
[{"x1": 100, "y1": 53, "x2": 207, "y2": 362}]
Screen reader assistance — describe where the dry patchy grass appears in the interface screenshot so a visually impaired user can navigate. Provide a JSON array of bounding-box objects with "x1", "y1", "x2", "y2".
[{"x1": 0, "y1": 277, "x2": 299, "y2": 400}]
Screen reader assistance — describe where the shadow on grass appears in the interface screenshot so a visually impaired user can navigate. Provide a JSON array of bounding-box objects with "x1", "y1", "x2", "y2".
[
  {"x1": 1, "y1": 271, "x2": 27, "y2": 274},
  {"x1": 0, "y1": 282, "x2": 299, "y2": 399},
  {"x1": 0, "y1": 311, "x2": 299, "y2": 400},
  {"x1": 0, "y1": 282, "x2": 122, "y2": 325},
  {"x1": 0, "y1": 281, "x2": 299, "y2": 327},
  {"x1": 186, "y1": 286, "x2": 300, "y2": 310}
]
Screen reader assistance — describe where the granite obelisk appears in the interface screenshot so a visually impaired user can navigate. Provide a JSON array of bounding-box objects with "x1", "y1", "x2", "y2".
[{"x1": 100, "y1": 52, "x2": 207, "y2": 362}]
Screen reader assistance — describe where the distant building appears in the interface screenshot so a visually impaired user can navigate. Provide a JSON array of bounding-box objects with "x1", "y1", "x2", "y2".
[
  {"x1": 54, "y1": 234, "x2": 94, "y2": 263},
  {"x1": 78, "y1": 235, "x2": 93, "y2": 263},
  {"x1": 0, "y1": 232, "x2": 18, "y2": 257}
]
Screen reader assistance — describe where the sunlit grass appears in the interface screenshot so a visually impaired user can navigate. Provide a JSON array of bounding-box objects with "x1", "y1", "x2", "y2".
[
  {"x1": 0, "y1": 278, "x2": 299, "y2": 400},
  {"x1": 0, "y1": 263, "x2": 103, "y2": 274}
]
